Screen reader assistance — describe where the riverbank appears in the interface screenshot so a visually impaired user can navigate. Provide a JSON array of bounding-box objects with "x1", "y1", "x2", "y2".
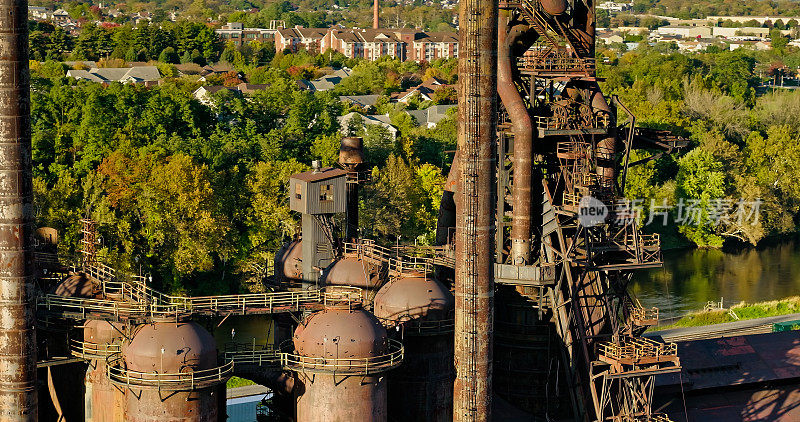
[{"x1": 652, "y1": 296, "x2": 800, "y2": 331}]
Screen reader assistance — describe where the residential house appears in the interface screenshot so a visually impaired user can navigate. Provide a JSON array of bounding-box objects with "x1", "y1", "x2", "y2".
[
  {"x1": 338, "y1": 112, "x2": 398, "y2": 141},
  {"x1": 193, "y1": 85, "x2": 239, "y2": 105},
  {"x1": 193, "y1": 83, "x2": 271, "y2": 105},
  {"x1": 301, "y1": 68, "x2": 352, "y2": 92},
  {"x1": 66, "y1": 66, "x2": 161, "y2": 84},
  {"x1": 392, "y1": 77, "x2": 450, "y2": 103},
  {"x1": 52, "y1": 9, "x2": 69, "y2": 23},
  {"x1": 339, "y1": 95, "x2": 382, "y2": 109},
  {"x1": 28, "y1": 6, "x2": 48, "y2": 20},
  {"x1": 406, "y1": 104, "x2": 456, "y2": 128}
]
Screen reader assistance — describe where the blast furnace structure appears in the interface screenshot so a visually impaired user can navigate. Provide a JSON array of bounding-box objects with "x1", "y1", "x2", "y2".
[{"x1": 1, "y1": 0, "x2": 689, "y2": 420}]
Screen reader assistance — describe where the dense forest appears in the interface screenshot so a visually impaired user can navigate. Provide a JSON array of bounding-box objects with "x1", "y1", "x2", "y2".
[
  {"x1": 30, "y1": 52, "x2": 457, "y2": 296},
  {"x1": 599, "y1": 43, "x2": 800, "y2": 249}
]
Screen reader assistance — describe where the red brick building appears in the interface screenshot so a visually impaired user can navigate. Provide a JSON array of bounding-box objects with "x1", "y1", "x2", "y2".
[{"x1": 274, "y1": 27, "x2": 457, "y2": 62}]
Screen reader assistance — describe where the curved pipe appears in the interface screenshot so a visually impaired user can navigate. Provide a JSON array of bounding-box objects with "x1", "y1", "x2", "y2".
[{"x1": 498, "y1": 12, "x2": 537, "y2": 264}]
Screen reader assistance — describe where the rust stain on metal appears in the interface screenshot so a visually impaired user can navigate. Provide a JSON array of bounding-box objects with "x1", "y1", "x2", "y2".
[
  {"x1": 0, "y1": 0, "x2": 37, "y2": 418},
  {"x1": 453, "y1": 0, "x2": 497, "y2": 418}
]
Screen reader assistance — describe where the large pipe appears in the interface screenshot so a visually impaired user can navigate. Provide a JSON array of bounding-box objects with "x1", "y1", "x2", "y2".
[
  {"x1": 497, "y1": 13, "x2": 536, "y2": 265},
  {"x1": 0, "y1": 0, "x2": 37, "y2": 418},
  {"x1": 453, "y1": 0, "x2": 497, "y2": 418}
]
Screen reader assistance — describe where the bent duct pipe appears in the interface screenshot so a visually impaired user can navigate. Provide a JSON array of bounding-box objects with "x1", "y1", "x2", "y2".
[{"x1": 498, "y1": 12, "x2": 536, "y2": 264}]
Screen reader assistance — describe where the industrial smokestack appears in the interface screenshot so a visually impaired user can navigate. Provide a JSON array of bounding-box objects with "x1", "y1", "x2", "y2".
[
  {"x1": 373, "y1": 0, "x2": 379, "y2": 29},
  {"x1": 453, "y1": 0, "x2": 497, "y2": 419},
  {"x1": 0, "y1": 0, "x2": 37, "y2": 418},
  {"x1": 339, "y1": 137, "x2": 365, "y2": 241}
]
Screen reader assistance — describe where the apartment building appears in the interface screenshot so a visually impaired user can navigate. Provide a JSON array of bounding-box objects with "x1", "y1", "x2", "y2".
[
  {"x1": 216, "y1": 22, "x2": 285, "y2": 47},
  {"x1": 274, "y1": 27, "x2": 457, "y2": 62}
]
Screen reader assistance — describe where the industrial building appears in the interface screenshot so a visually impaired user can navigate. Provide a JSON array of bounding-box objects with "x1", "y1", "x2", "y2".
[{"x1": 7, "y1": 0, "x2": 795, "y2": 421}]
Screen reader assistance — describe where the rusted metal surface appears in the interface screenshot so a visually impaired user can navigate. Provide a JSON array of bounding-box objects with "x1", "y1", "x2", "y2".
[
  {"x1": 453, "y1": 0, "x2": 497, "y2": 417},
  {"x1": 375, "y1": 274, "x2": 455, "y2": 421},
  {"x1": 0, "y1": 0, "x2": 37, "y2": 418},
  {"x1": 498, "y1": 12, "x2": 535, "y2": 264},
  {"x1": 122, "y1": 322, "x2": 222, "y2": 421},
  {"x1": 292, "y1": 305, "x2": 391, "y2": 421},
  {"x1": 339, "y1": 137, "x2": 364, "y2": 241},
  {"x1": 293, "y1": 305, "x2": 388, "y2": 359},
  {"x1": 275, "y1": 240, "x2": 303, "y2": 282},
  {"x1": 372, "y1": 274, "x2": 453, "y2": 323},
  {"x1": 83, "y1": 320, "x2": 124, "y2": 422},
  {"x1": 295, "y1": 374, "x2": 387, "y2": 422},
  {"x1": 540, "y1": 0, "x2": 567, "y2": 15},
  {"x1": 323, "y1": 256, "x2": 379, "y2": 289},
  {"x1": 54, "y1": 272, "x2": 95, "y2": 298}
]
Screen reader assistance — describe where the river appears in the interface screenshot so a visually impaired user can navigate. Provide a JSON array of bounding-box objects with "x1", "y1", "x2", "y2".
[{"x1": 630, "y1": 239, "x2": 800, "y2": 320}]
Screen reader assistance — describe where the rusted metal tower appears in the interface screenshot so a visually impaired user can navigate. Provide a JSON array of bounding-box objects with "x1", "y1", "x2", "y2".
[
  {"x1": 0, "y1": 0, "x2": 37, "y2": 418},
  {"x1": 442, "y1": 0, "x2": 687, "y2": 420},
  {"x1": 453, "y1": 0, "x2": 497, "y2": 419}
]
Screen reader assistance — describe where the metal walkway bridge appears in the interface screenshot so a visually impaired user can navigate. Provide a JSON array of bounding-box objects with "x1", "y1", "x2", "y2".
[{"x1": 37, "y1": 262, "x2": 362, "y2": 322}]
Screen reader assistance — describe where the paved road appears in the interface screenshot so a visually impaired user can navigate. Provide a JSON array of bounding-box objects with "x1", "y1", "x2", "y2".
[{"x1": 645, "y1": 312, "x2": 800, "y2": 342}]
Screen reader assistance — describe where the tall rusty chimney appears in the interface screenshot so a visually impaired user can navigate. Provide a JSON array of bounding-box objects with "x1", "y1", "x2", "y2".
[
  {"x1": 0, "y1": 0, "x2": 37, "y2": 418},
  {"x1": 373, "y1": 0, "x2": 379, "y2": 29},
  {"x1": 453, "y1": 0, "x2": 497, "y2": 419}
]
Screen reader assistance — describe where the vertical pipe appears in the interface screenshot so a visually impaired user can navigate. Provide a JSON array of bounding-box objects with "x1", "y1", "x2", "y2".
[
  {"x1": 373, "y1": 0, "x2": 379, "y2": 29},
  {"x1": 453, "y1": 0, "x2": 496, "y2": 419},
  {"x1": 497, "y1": 13, "x2": 534, "y2": 265},
  {"x1": 0, "y1": 0, "x2": 37, "y2": 419}
]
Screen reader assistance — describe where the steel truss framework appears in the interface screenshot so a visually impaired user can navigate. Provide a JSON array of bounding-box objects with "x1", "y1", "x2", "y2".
[{"x1": 492, "y1": 1, "x2": 686, "y2": 421}]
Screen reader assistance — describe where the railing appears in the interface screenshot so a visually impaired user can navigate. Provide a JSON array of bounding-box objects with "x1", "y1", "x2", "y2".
[
  {"x1": 536, "y1": 113, "x2": 610, "y2": 132},
  {"x1": 322, "y1": 286, "x2": 363, "y2": 306},
  {"x1": 70, "y1": 339, "x2": 121, "y2": 360},
  {"x1": 39, "y1": 286, "x2": 362, "y2": 320},
  {"x1": 281, "y1": 339, "x2": 404, "y2": 375},
  {"x1": 342, "y1": 239, "x2": 394, "y2": 264},
  {"x1": 630, "y1": 306, "x2": 659, "y2": 325},
  {"x1": 556, "y1": 141, "x2": 591, "y2": 159},
  {"x1": 562, "y1": 192, "x2": 582, "y2": 210},
  {"x1": 388, "y1": 256, "x2": 433, "y2": 277},
  {"x1": 224, "y1": 348, "x2": 281, "y2": 367},
  {"x1": 38, "y1": 295, "x2": 148, "y2": 319},
  {"x1": 106, "y1": 353, "x2": 234, "y2": 390},
  {"x1": 599, "y1": 337, "x2": 677, "y2": 364},
  {"x1": 519, "y1": 55, "x2": 596, "y2": 74}
]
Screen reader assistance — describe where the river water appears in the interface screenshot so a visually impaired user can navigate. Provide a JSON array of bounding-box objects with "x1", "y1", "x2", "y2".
[{"x1": 630, "y1": 239, "x2": 800, "y2": 320}]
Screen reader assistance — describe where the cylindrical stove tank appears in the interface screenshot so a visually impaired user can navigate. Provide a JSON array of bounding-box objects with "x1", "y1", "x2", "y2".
[
  {"x1": 322, "y1": 256, "x2": 384, "y2": 304},
  {"x1": 82, "y1": 320, "x2": 125, "y2": 422},
  {"x1": 275, "y1": 240, "x2": 303, "y2": 283},
  {"x1": 113, "y1": 321, "x2": 229, "y2": 422},
  {"x1": 289, "y1": 304, "x2": 402, "y2": 422},
  {"x1": 373, "y1": 272, "x2": 455, "y2": 422}
]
